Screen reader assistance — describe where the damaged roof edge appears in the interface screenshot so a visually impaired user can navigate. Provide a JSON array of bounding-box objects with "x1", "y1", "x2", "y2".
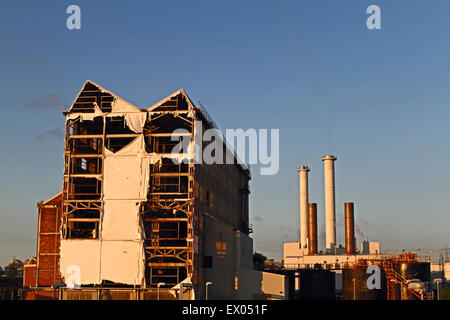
[
  {"x1": 146, "y1": 88, "x2": 249, "y2": 173},
  {"x1": 146, "y1": 88, "x2": 195, "y2": 112},
  {"x1": 64, "y1": 81, "x2": 250, "y2": 174},
  {"x1": 66, "y1": 80, "x2": 142, "y2": 113}
]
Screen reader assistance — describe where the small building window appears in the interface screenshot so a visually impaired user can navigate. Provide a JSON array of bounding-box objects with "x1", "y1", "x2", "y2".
[
  {"x1": 206, "y1": 190, "x2": 212, "y2": 208},
  {"x1": 81, "y1": 158, "x2": 87, "y2": 171}
]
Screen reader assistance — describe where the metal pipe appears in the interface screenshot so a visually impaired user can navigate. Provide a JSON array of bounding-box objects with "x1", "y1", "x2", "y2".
[
  {"x1": 206, "y1": 281, "x2": 212, "y2": 300},
  {"x1": 298, "y1": 166, "x2": 310, "y2": 248},
  {"x1": 307, "y1": 203, "x2": 318, "y2": 255},
  {"x1": 352, "y1": 278, "x2": 356, "y2": 300},
  {"x1": 157, "y1": 282, "x2": 165, "y2": 300},
  {"x1": 345, "y1": 202, "x2": 356, "y2": 255},
  {"x1": 322, "y1": 155, "x2": 337, "y2": 250}
]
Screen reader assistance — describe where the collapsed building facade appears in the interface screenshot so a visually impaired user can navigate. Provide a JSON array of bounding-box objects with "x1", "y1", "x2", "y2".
[{"x1": 25, "y1": 81, "x2": 285, "y2": 300}]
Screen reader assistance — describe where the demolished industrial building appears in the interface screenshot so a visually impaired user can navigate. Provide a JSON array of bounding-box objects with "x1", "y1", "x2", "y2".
[{"x1": 24, "y1": 80, "x2": 285, "y2": 300}]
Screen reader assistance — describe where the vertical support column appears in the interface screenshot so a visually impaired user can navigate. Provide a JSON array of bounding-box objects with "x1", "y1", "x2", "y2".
[
  {"x1": 298, "y1": 166, "x2": 309, "y2": 249},
  {"x1": 187, "y1": 117, "x2": 195, "y2": 282},
  {"x1": 321, "y1": 155, "x2": 337, "y2": 251},
  {"x1": 62, "y1": 120, "x2": 71, "y2": 238}
]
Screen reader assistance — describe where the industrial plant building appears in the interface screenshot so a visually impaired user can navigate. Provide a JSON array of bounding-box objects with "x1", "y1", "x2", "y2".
[
  {"x1": 282, "y1": 155, "x2": 438, "y2": 300},
  {"x1": 284, "y1": 155, "x2": 381, "y2": 267},
  {"x1": 23, "y1": 81, "x2": 285, "y2": 300},
  {"x1": 20, "y1": 81, "x2": 447, "y2": 300}
]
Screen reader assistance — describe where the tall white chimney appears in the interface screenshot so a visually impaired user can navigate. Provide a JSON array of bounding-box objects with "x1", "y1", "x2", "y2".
[
  {"x1": 298, "y1": 166, "x2": 309, "y2": 249},
  {"x1": 321, "y1": 155, "x2": 337, "y2": 251}
]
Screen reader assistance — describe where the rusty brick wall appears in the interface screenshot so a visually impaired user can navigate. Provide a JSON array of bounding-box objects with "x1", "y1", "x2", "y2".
[
  {"x1": 36, "y1": 194, "x2": 63, "y2": 288},
  {"x1": 23, "y1": 265, "x2": 36, "y2": 288}
]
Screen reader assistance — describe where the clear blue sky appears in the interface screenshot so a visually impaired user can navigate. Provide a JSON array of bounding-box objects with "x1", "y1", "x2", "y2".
[{"x1": 1, "y1": 0, "x2": 450, "y2": 265}]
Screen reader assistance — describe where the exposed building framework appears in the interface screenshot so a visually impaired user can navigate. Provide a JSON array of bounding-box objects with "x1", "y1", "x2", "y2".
[
  {"x1": 54, "y1": 80, "x2": 251, "y2": 291},
  {"x1": 142, "y1": 91, "x2": 196, "y2": 286}
]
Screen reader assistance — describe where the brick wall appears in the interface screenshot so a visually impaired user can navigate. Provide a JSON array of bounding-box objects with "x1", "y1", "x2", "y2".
[
  {"x1": 23, "y1": 265, "x2": 36, "y2": 288},
  {"x1": 35, "y1": 193, "x2": 63, "y2": 288}
]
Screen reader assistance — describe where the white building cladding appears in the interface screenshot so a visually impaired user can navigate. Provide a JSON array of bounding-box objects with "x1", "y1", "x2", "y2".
[{"x1": 60, "y1": 82, "x2": 155, "y2": 286}]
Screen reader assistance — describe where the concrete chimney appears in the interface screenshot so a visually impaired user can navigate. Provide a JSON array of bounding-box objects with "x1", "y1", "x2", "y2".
[
  {"x1": 321, "y1": 155, "x2": 337, "y2": 251},
  {"x1": 298, "y1": 166, "x2": 309, "y2": 248}
]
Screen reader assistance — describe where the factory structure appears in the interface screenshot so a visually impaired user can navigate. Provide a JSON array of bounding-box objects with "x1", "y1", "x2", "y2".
[
  {"x1": 23, "y1": 81, "x2": 285, "y2": 300},
  {"x1": 284, "y1": 155, "x2": 381, "y2": 267},
  {"x1": 283, "y1": 155, "x2": 439, "y2": 300}
]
